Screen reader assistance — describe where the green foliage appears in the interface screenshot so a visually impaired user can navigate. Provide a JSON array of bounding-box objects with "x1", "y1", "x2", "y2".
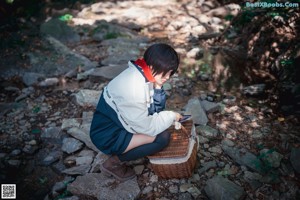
[
  {"x1": 59, "y1": 14, "x2": 73, "y2": 22},
  {"x1": 104, "y1": 32, "x2": 121, "y2": 40},
  {"x1": 6, "y1": 0, "x2": 14, "y2": 4},
  {"x1": 224, "y1": 14, "x2": 234, "y2": 21},
  {"x1": 32, "y1": 105, "x2": 40, "y2": 113},
  {"x1": 54, "y1": 190, "x2": 72, "y2": 200},
  {"x1": 280, "y1": 59, "x2": 293, "y2": 67},
  {"x1": 31, "y1": 129, "x2": 41, "y2": 134},
  {"x1": 39, "y1": 176, "x2": 48, "y2": 184}
]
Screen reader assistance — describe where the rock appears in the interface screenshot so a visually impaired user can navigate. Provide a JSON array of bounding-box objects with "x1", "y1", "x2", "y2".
[
  {"x1": 162, "y1": 82, "x2": 172, "y2": 91},
  {"x1": 40, "y1": 18, "x2": 80, "y2": 44},
  {"x1": 133, "y1": 165, "x2": 144, "y2": 175},
  {"x1": 290, "y1": 148, "x2": 300, "y2": 174},
  {"x1": 38, "y1": 78, "x2": 59, "y2": 87},
  {"x1": 200, "y1": 100, "x2": 221, "y2": 113},
  {"x1": 67, "y1": 173, "x2": 140, "y2": 200},
  {"x1": 259, "y1": 149, "x2": 283, "y2": 168},
  {"x1": 184, "y1": 98, "x2": 208, "y2": 125},
  {"x1": 67, "y1": 127, "x2": 99, "y2": 152},
  {"x1": 196, "y1": 125, "x2": 219, "y2": 138},
  {"x1": 187, "y1": 186, "x2": 201, "y2": 199},
  {"x1": 142, "y1": 186, "x2": 153, "y2": 194},
  {"x1": 198, "y1": 135, "x2": 209, "y2": 144},
  {"x1": 22, "y1": 72, "x2": 45, "y2": 86},
  {"x1": 186, "y1": 47, "x2": 204, "y2": 60},
  {"x1": 86, "y1": 65, "x2": 128, "y2": 81},
  {"x1": 198, "y1": 161, "x2": 217, "y2": 174},
  {"x1": 222, "y1": 145, "x2": 265, "y2": 174},
  {"x1": 42, "y1": 151, "x2": 61, "y2": 166},
  {"x1": 10, "y1": 149, "x2": 21, "y2": 156},
  {"x1": 22, "y1": 144, "x2": 39, "y2": 154},
  {"x1": 7, "y1": 160, "x2": 21, "y2": 167},
  {"x1": 180, "y1": 184, "x2": 193, "y2": 192},
  {"x1": 150, "y1": 175, "x2": 158, "y2": 183},
  {"x1": 41, "y1": 127, "x2": 62, "y2": 139},
  {"x1": 169, "y1": 185, "x2": 178, "y2": 194},
  {"x1": 221, "y1": 139, "x2": 235, "y2": 147},
  {"x1": 75, "y1": 156, "x2": 94, "y2": 166},
  {"x1": 90, "y1": 152, "x2": 107, "y2": 173},
  {"x1": 205, "y1": 175, "x2": 246, "y2": 200},
  {"x1": 62, "y1": 164, "x2": 91, "y2": 175},
  {"x1": 208, "y1": 146, "x2": 223, "y2": 155},
  {"x1": 72, "y1": 89, "x2": 101, "y2": 107},
  {"x1": 242, "y1": 84, "x2": 266, "y2": 96},
  {"x1": 61, "y1": 138, "x2": 84, "y2": 154},
  {"x1": 178, "y1": 192, "x2": 193, "y2": 200},
  {"x1": 61, "y1": 118, "x2": 81, "y2": 131},
  {"x1": 222, "y1": 95, "x2": 236, "y2": 105}
]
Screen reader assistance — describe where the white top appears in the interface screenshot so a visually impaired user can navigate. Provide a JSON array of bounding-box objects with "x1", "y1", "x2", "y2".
[{"x1": 103, "y1": 61, "x2": 176, "y2": 136}]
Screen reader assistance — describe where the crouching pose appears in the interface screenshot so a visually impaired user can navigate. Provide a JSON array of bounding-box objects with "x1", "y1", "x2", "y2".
[{"x1": 90, "y1": 43, "x2": 182, "y2": 181}]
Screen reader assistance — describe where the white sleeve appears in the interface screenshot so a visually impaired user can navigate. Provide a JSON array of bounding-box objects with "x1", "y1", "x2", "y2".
[{"x1": 118, "y1": 100, "x2": 176, "y2": 136}]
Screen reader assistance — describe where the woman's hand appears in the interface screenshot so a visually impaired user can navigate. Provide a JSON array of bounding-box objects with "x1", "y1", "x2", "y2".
[{"x1": 174, "y1": 112, "x2": 183, "y2": 122}]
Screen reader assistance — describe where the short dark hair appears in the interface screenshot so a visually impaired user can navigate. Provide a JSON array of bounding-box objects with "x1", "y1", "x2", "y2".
[{"x1": 144, "y1": 43, "x2": 179, "y2": 76}]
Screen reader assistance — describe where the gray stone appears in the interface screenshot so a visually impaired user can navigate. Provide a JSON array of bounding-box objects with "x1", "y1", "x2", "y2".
[
  {"x1": 200, "y1": 100, "x2": 221, "y2": 113},
  {"x1": 10, "y1": 149, "x2": 21, "y2": 156},
  {"x1": 22, "y1": 72, "x2": 45, "y2": 86},
  {"x1": 22, "y1": 145, "x2": 39, "y2": 154},
  {"x1": 75, "y1": 156, "x2": 93, "y2": 166},
  {"x1": 62, "y1": 138, "x2": 84, "y2": 154},
  {"x1": 208, "y1": 146, "x2": 223, "y2": 154},
  {"x1": 178, "y1": 192, "x2": 193, "y2": 200},
  {"x1": 196, "y1": 125, "x2": 219, "y2": 138},
  {"x1": 221, "y1": 139, "x2": 235, "y2": 147},
  {"x1": 7, "y1": 160, "x2": 21, "y2": 167},
  {"x1": 222, "y1": 145, "x2": 265, "y2": 174},
  {"x1": 162, "y1": 82, "x2": 172, "y2": 91},
  {"x1": 78, "y1": 149, "x2": 95, "y2": 157},
  {"x1": 205, "y1": 175, "x2": 245, "y2": 200},
  {"x1": 184, "y1": 98, "x2": 208, "y2": 125},
  {"x1": 260, "y1": 149, "x2": 283, "y2": 168},
  {"x1": 61, "y1": 118, "x2": 81, "y2": 131},
  {"x1": 186, "y1": 47, "x2": 204, "y2": 60},
  {"x1": 169, "y1": 185, "x2": 178, "y2": 194},
  {"x1": 198, "y1": 160, "x2": 217, "y2": 174},
  {"x1": 187, "y1": 186, "x2": 201, "y2": 199},
  {"x1": 290, "y1": 148, "x2": 300, "y2": 174},
  {"x1": 67, "y1": 173, "x2": 140, "y2": 200},
  {"x1": 41, "y1": 127, "x2": 62, "y2": 139},
  {"x1": 52, "y1": 181, "x2": 67, "y2": 193},
  {"x1": 40, "y1": 18, "x2": 80, "y2": 44},
  {"x1": 133, "y1": 165, "x2": 144, "y2": 175},
  {"x1": 72, "y1": 89, "x2": 101, "y2": 107},
  {"x1": 38, "y1": 78, "x2": 59, "y2": 87},
  {"x1": 42, "y1": 151, "x2": 61, "y2": 166},
  {"x1": 62, "y1": 164, "x2": 91, "y2": 175},
  {"x1": 198, "y1": 135, "x2": 209, "y2": 144},
  {"x1": 90, "y1": 152, "x2": 107, "y2": 173},
  {"x1": 67, "y1": 127, "x2": 99, "y2": 152},
  {"x1": 243, "y1": 84, "x2": 266, "y2": 96},
  {"x1": 86, "y1": 65, "x2": 128, "y2": 81},
  {"x1": 59, "y1": 196, "x2": 79, "y2": 200},
  {"x1": 180, "y1": 184, "x2": 193, "y2": 192},
  {"x1": 142, "y1": 186, "x2": 153, "y2": 194}
]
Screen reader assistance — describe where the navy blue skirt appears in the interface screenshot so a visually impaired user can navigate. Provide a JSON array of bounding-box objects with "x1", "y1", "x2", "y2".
[{"x1": 90, "y1": 93, "x2": 133, "y2": 155}]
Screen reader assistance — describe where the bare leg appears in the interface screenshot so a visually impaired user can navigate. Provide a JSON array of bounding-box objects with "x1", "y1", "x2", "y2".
[{"x1": 123, "y1": 134, "x2": 156, "y2": 153}]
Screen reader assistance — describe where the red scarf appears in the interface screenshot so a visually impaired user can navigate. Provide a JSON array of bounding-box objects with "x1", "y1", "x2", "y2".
[{"x1": 135, "y1": 58, "x2": 155, "y2": 83}]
